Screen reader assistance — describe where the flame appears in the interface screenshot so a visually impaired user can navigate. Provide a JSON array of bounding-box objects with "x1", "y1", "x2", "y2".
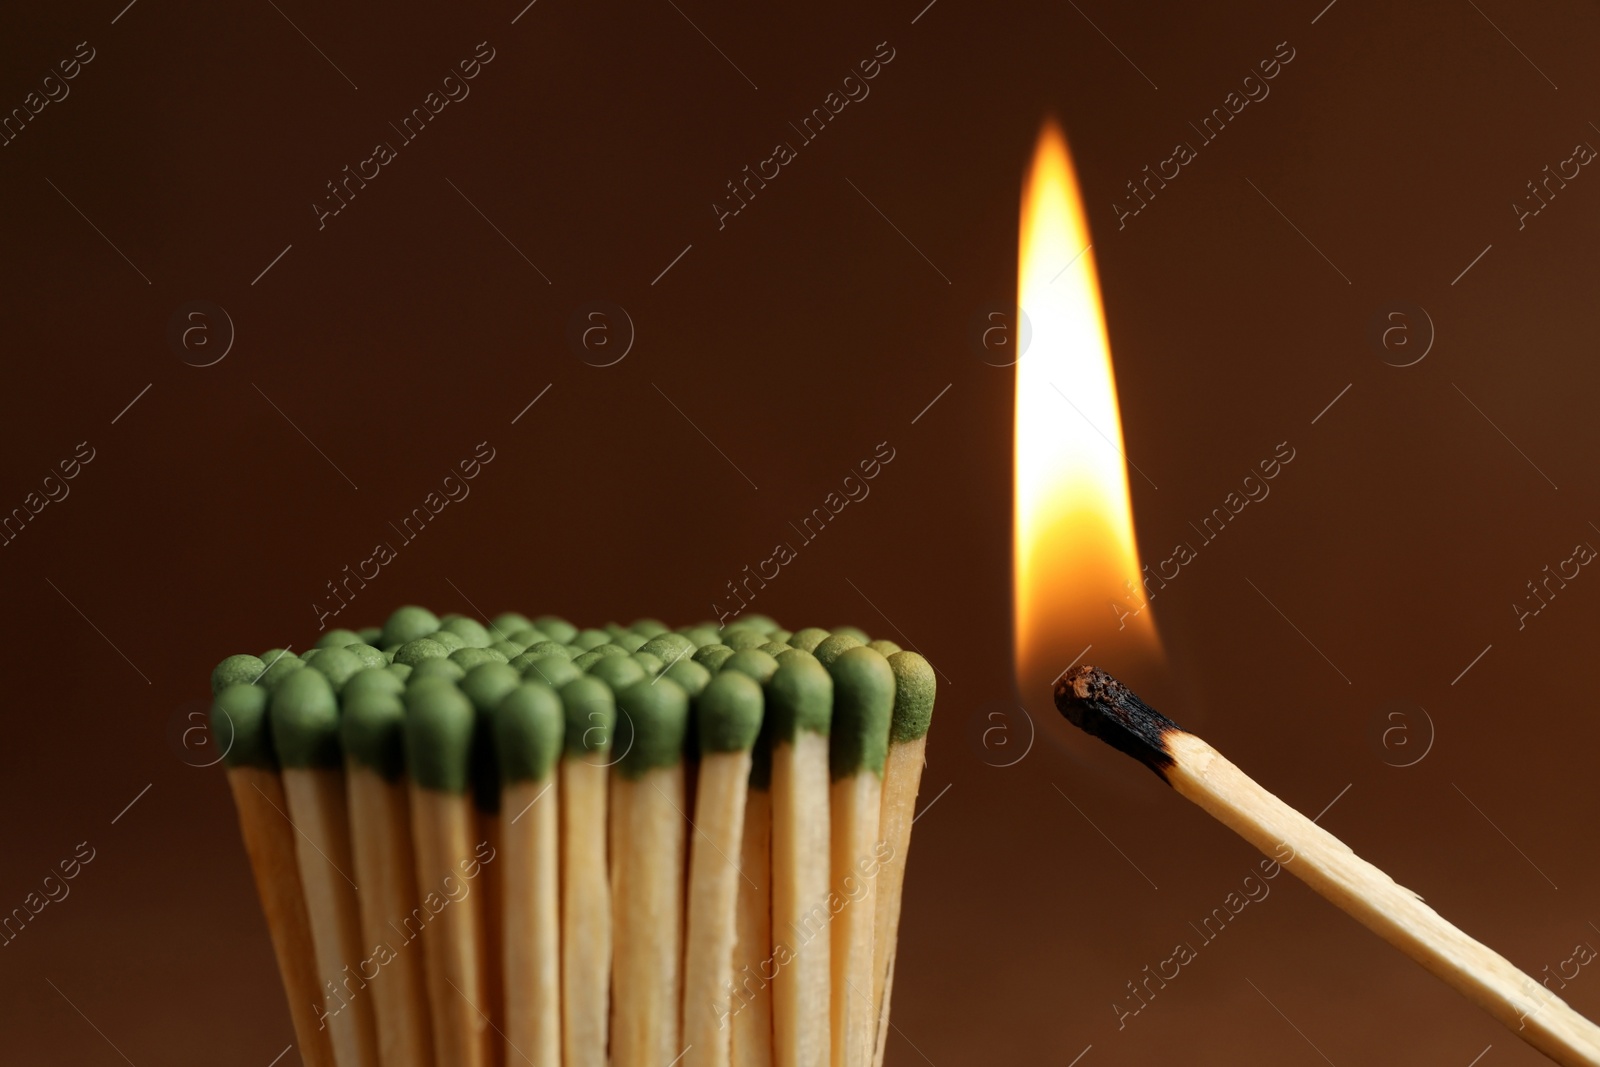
[{"x1": 1013, "y1": 120, "x2": 1160, "y2": 689}]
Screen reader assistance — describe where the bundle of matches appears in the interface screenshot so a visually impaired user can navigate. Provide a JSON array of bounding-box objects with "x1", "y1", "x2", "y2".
[
  {"x1": 210, "y1": 606, "x2": 936, "y2": 1067},
  {"x1": 1056, "y1": 665, "x2": 1600, "y2": 1067}
]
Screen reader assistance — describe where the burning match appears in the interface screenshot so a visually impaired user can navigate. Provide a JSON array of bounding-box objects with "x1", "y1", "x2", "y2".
[{"x1": 1054, "y1": 664, "x2": 1600, "y2": 1067}]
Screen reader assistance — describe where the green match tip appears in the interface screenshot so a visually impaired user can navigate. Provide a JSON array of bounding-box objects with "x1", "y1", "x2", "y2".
[
  {"x1": 828, "y1": 646, "x2": 895, "y2": 779},
  {"x1": 765, "y1": 651, "x2": 832, "y2": 742},
  {"x1": 494, "y1": 682, "x2": 565, "y2": 783},
  {"x1": 439, "y1": 616, "x2": 492, "y2": 648},
  {"x1": 698, "y1": 670, "x2": 763, "y2": 754},
  {"x1": 787, "y1": 627, "x2": 831, "y2": 653},
  {"x1": 212, "y1": 684, "x2": 274, "y2": 769},
  {"x1": 403, "y1": 678, "x2": 475, "y2": 793},
  {"x1": 887, "y1": 651, "x2": 936, "y2": 743},
  {"x1": 394, "y1": 637, "x2": 451, "y2": 666},
  {"x1": 812, "y1": 633, "x2": 863, "y2": 666},
  {"x1": 721, "y1": 648, "x2": 781, "y2": 686},
  {"x1": 534, "y1": 616, "x2": 578, "y2": 645},
  {"x1": 615, "y1": 678, "x2": 690, "y2": 778},
  {"x1": 211, "y1": 654, "x2": 266, "y2": 695},
  {"x1": 269, "y1": 668, "x2": 342, "y2": 769},
  {"x1": 315, "y1": 628, "x2": 364, "y2": 650},
  {"x1": 559, "y1": 675, "x2": 616, "y2": 754},
  {"x1": 382, "y1": 605, "x2": 441, "y2": 647},
  {"x1": 341, "y1": 690, "x2": 406, "y2": 780}
]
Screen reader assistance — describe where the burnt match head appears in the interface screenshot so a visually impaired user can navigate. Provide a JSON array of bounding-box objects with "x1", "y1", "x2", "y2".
[{"x1": 1053, "y1": 666, "x2": 1182, "y2": 781}]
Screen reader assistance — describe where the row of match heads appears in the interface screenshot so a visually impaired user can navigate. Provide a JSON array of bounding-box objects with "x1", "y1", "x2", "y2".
[{"x1": 208, "y1": 606, "x2": 937, "y2": 798}]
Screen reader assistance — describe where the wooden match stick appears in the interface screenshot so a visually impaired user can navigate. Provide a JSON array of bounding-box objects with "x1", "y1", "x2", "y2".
[
  {"x1": 494, "y1": 680, "x2": 565, "y2": 1067},
  {"x1": 609, "y1": 677, "x2": 692, "y2": 1067},
  {"x1": 271, "y1": 668, "x2": 384, "y2": 1067},
  {"x1": 555, "y1": 669, "x2": 613, "y2": 1067},
  {"x1": 870, "y1": 652, "x2": 936, "y2": 1067},
  {"x1": 682, "y1": 670, "x2": 764, "y2": 1067},
  {"x1": 211, "y1": 677, "x2": 339, "y2": 1067},
  {"x1": 732, "y1": 736, "x2": 775, "y2": 1067},
  {"x1": 767, "y1": 651, "x2": 834, "y2": 1067},
  {"x1": 340, "y1": 670, "x2": 435, "y2": 1067},
  {"x1": 1055, "y1": 665, "x2": 1600, "y2": 1067},
  {"x1": 405, "y1": 677, "x2": 495, "y2": 1067},
  {"x1": 825, "y1": 647, "x2": 895, "y2": 1067}
]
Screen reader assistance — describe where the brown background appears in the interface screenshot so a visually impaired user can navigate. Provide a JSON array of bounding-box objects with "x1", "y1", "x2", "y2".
[{"x1": 2, "y1": 0, "x2": 1599, "y2": 1063}]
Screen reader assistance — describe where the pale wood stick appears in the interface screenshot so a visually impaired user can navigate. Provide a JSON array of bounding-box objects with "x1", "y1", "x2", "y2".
[
  {"x1": 282, "y1": 766, "x2": 385, "y2": 1067},
  {"x1": 770, "y1": 732, "x2": 831, "y2": 1067},
  {"x1": 226, "y1": 767, "x2": 340, "y2": 1067},
  {"x1": 869, "y1": 736, "x2": 926, "y2": 1067},
  {"x1": 478, "y1": 810, "x2": 506, "y2": 1067},
  {"x1": 345, "y1": 765, "x2": 435, "y2": 1067},
  {"x1": 828, "y1": 772, "x2": 880, "y2": 1067},
  {"x1": 730, "y1": 787, "x2": 774, "y2": 1067},
  {"x1": 409, "y1": 786, "x2": 494, "y2": 1067},
  {"x1": 610, "y1": 765, "x2": 688, "y2": 1067},
  {"x1": 1167, "y1": 731, "x2": 1600, "y2": 1066},
  {"x1": 683, "y1": 750, "x2": 754, "y2": 1067},
  {"x1": 1057, "y1": 666, "x2": 1600, "y2": 1067},
  {"x1": 561, "y1": 757, "x2": 610, "y2": 1067},
  {"x1": 503, "y1": 778, "x2": 560, "y2": 1067}
]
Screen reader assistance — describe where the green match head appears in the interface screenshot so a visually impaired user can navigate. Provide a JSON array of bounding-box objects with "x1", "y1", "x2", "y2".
[
  {"x1": 451, "y1": 647, "x2": 508, "y2": 671},
  {"x1": 868, "y1": 639, "x2": 902, "y2": 657},
  {"x1": 560, "y1": 675, "x2": 616, "y2": 755},
  {"x1": 534, "y1": 616, "x2": 578, "y2": 644},
  {"x1": 257, "y1": 649, "x2": 305, "y2": 691},
  {"x1": 491, "y1": 612, "x2": 534, "y2": 636},
  {"x1": 211, "y1": 654, "x2": 266, "y2": 695},
  {"x1": 723, "y1": 628, "x2": 768, "y2": 651},
  {"x1": 721, "y1": 649, "x2": 781, "y2": 686},
  {"x1": 813, "y1": 633, "x2": 863, "y2": 666},
  {"x1": 299, "y1": 649, "x2": 321, "y2": 662},
  {"x1": 309, "y1": 647, "x2": 366, "y2": 692},
  {"x1": 269, "y1": 667, "x2": 342, "y2": 769},
  {"x1": 758, "y1": 641, "x2": 791, "y2": 657},
  {"x1": 394, "y1": 637, "x2": 451, "y2": 666},
  {"x1": 571, "y1": 628, "x2": 610, "y2": 651},
  {"x1": 315, "y1": 628, "x2": 364, "y2": 650},
  {"x1": 382, "y1": 605, "x2": 441, "y2": 647},
  {"x1": 614, "y1": 678, "x2": 690, "y2": 778},
  {"x1": 571, "y1": 650, "x2": 602, "y2": 672},
  {"x1": 494, "y1": 682, "x2": 565, "y2": 783},
  {"x1": 788, "y1": 627, "x2": 831, "y2": 653},
  {"x1": 344, "y1": 643, "x2": 387, "y2": 669},
  {"x1": 407, "y1": 657, "x2": 466, "y2": 685},
  {"x1": 523, "y1": 656, "x2": 582, "y2": 691},
  {"x1": 341, "y1": 690, "x2": 406, "y2": 780},
  {"x1": 887, "y1": 651, "x2": 936, "y2": 743},
  {"x1": 697, "y1": 670, "x2": 763, "y2": 754},
  {"x1": 460, "y1": 662, "x2": 523, "y2": 714},
  {"x1": 213, "y1": 684, "x2": 274, "y2": 768},
  {"x1": 357, "y1": 626, "x2": 383, "y2": 645},
  {"x1": 506, "y1": 627, "x2": 545, "y2": 647},
  {"x1": 833, "y1": 625, "x2": 870, "y2": 644},
  {"x1": 693, "y1": 645, "x2": 735, "y2": 672},
  {"x1": 639, "y1": 633, "x2": 695, "y2": 664},
  {"x1": 765, "y1": 651, "x2": 832, "y2": 742},
  {"x1": 524, "y1": 641, "x2": 571, "y2": 661},
  {"x1": 630, "y1": 618, "x2": 670, "y2": 638},
  {"x1": 828, "y1": 646, "x2": 895, "y2": 779},
  {"x1": 404, "y1": 679, "x2": 475, "y2": 793},
  {"x1": 587, "y1": 654, "x2": 647, "y2": 693},
  {"x1": 385, "y1": 662, "x2": 412, "y2": 682},
  {"x1": 631, "y1": 652, "x2": 665, "y2": 677},
  {"x1": 769, "y1": 628, "x2": 793, "y2": 644},
  {"x1": 664, "y1": 658, "x2": 712, "y2": 698},
  {"x1": 740, "y1": 613, "x2": 780, "y2": 634},
  {"x1": 343, "y1": 666, "x2": 404, "y2": 702},
  {"x1": 439, "y1": 616, "x2": 492, "y2": 648},
  {"x1": 430, "y1": 630, "x2": 467, "y2": 653},
  {"x1": 487, "y1": 640, "x2": 525, "y2": 659},
  {"x1": 681, "y1": 626, "x2": 722, "y2": 648},
  {"x1": 612, "y1": 631, "x2": 648, "y2": 653}
]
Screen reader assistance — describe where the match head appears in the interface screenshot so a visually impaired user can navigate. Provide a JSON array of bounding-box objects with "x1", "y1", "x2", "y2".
[
  {"x1": 315, "y1": 628, "x2": 364, "y2": 650},
  {"x1": 693, "y1": 644, "x2": 735, "y2": 672},
  {"x1": 559, "y1": 675, "x2": 616, "y2": 756},
  {"x1": 524, "y1": 641, "x2": 573, "y2": 661},
  {"x1": 613, "y1": 678, "x2": 690, "y2": 779},
  {"x1": 664, "y1": 658, "x2": 712, "y2": 698},
  {"x1": 571, "y1": 628, "x2": 610, "y2": 651},
  {"x1": 721, "y1": 649, "x2": 781, "y2": 686},
  {"x1": 639, "y1": 633, "x2": 695, "y2": 664},
  {"x1": 832, "y1": 625, "x2": 871, "y2": 644},
  {"x1": 403, "y1": 678, "x2": 476, "y2": 793},
  {"x1": 612, "y1": 631, "x2": 648, "y2": 653},
  {"x1": 522, "y1": 656, "x2": 582, "y2": 691},
  {"x1": 534, "y1": 616, "x2": 579, "y2": 645},
  {"x1": 588, "y1": 654, "x2": 647, "y2": 693},
  {"x1": 723, "y1": 628, "x2": 768, "y2": 652},
  {"x1": 493, "y1": 682, "x2": 565, "y2": 784},
  {"x1": 257, "y1": 649, "x2": 305, "y2": 691},
  {"x1": 343, "y1": 666, "x2": 405, "y2": 702},
  {"x1": 344, "y1": 643, "x2": 387, "y2": 669},
  {"x1": 269, "y1": 667, "x2": 342, "y2": 769},
  {"x1": 382, "y1": 605, "x2": 441, "y2": 647},
  {"x1": 308, "y1": 646, "x2": 366, "y2": 692},
  {"x1": 1052, "y1": 665, "x2": 1183, "y2": 780},
  {"x1": 461, "y1": 662, "x2": 523, "y2": 715},
  {"x1": 630, "y1": 651, "x2": 665, "y2": 677},
  {"x1": 491, "y1": 611, "x2": 535, "y2": 636},
  {"x1": 788, "y1": 627, "x2": 831, "y2": 653},
  {"x1": 887, "y1": 651, "x2": 936, "y2": 744},
  {"x1": 758, "y1": 641, "x2": 792, "y2": 658},
  {"x1": 439, "y1": 616, "x2": 492, "y2": 648},
  {"x1": 765, "y1": 651, "x2": 832, "y2": 742},
  {"x1": 630, "y1": 617, "x2": 670, "y2": 638},
  {"x1": 827, "y1": 646, "x2": 895, "y2": 780},
  {"x1": 211, "y1": 654, "x2": 266, "y2": 695},
  {"x1": 680, "y1": 625, "x2": 722, "y2": 648},
  {"x1": 488, "y1": 640, "x2": 525, "y2": 660},
  {"x1": 212, "y1": 683, "x2": 274, "y2": 769},
  {"x1": 394, "y1": 637, "x2": 451, "y2": 666},
  {"x1": 408, "y1": 657, "x2": 466, "y2": 685},
  {"x1": 430, "y1": 630, "x2": 467, "y2": 653},
  {"x1": 697, "y1": 670, "x2": 764, "y2": 755},
  {"x1": 868, "y1": 638, "x2": 902, "y2": 657},
  {"x1": 451, "y1": 646, "x2": 508, "y2": 671},
  {"x1": 812, "y1": 633, "x2": 863, "y2": 666},
  {"x1": 341, "y1": 690, "x2": 407, "y2": 780}
]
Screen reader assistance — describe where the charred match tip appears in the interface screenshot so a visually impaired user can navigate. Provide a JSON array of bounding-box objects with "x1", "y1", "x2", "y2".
[{"x1": 1053, "y1": 665, "x2": 1183, "y2": 781}]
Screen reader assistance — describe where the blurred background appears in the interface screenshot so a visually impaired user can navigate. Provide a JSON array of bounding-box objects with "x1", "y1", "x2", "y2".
[{"x1": 3, "y1": 0, "x2": 1599, "y2": 1062}]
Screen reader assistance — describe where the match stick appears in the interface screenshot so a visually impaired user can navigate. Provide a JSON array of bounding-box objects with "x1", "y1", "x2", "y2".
[
  {"x1": 405, "y1": 677, "x2": 494, "y2": 1067},
  {"x1": 826, "y1": 647, "x2": 895, "y2": 1067},
  {"x1": 211, "y1": 678, "x2": 339, "y2": 1067},
  {"x1": 732, "y1": 719, "x2": 775, "y2": 1067},
  {"x1": 870, "y1": 652, "x2": 936, "y2": 1067},
  {"x1": 340, "y1": 669, "x2": 435, "y2": 1067},
  {"x1": 766, "y1": 651, "x2": 834, "y2": 1067},
  {"x1": 682, "y1": 670, "x2": 764, "y2": 1067},
  {"x1": 609, "y1": 677, "x2": 692, "y2": 1067},
  {"x1": 270, "y1": 667, "x2": 384, "y2": 1067},
  {"x1": 1055, "y1": 665, "x2": 1600, "y2": 1067},
  {"x1": 557, "y1": 672, "x2": 615, "y2": 1067},
  {"x1": 494, "y1": 679, "x2": 565, "y2": 1067}
]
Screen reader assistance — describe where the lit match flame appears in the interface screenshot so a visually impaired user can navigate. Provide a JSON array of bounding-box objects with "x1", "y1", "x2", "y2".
[{"x1": 1013, "y1": 120, "x2": 1161, "y2": 692}]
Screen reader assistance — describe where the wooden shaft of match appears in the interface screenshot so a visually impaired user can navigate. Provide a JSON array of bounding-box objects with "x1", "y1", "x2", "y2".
[
  {"x1": 682, "y1": 750, "x2": 755, "y2": 1067},
  {"x1": 345, "y1": 766, "x2": 434, "y2": 1067},
  {"x1": 731, "y1": 788, "x2": 774, "y2": 1067},
  {"x1": 561, "y1": 758, "x2": 610, "y2": 1067},
  {"x1": 869, "y1": 736, "x2": 927, "y2": 1067},
  {"x1": 409, "y1": 787, "x2": 494, "y2": 1067},
  {"x1": 477, "y1": 810, "x2": 506, "y2": 1067},
  {"x1": 225, "y1": 768, "x2": 340, "y2": 1067},
  {"x1": 830, "y1": 773, "x2": 882, "y2": 1067},
  {"x1": 282, "y1": 767, "x2": 384, "y2": 1067},
  {"x1": 770, "y1": 733, "x2": 832, "y2": 1067},
  {"x1": 1167, "y1": 731, "x2": 1600, "y2": 1067},
  {"x1": 502, "y1": 777, "x2": 560, "y2": 1067},
  {"x1": 610, "y1": 765, "x2": 687, "y2": 1067}
]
